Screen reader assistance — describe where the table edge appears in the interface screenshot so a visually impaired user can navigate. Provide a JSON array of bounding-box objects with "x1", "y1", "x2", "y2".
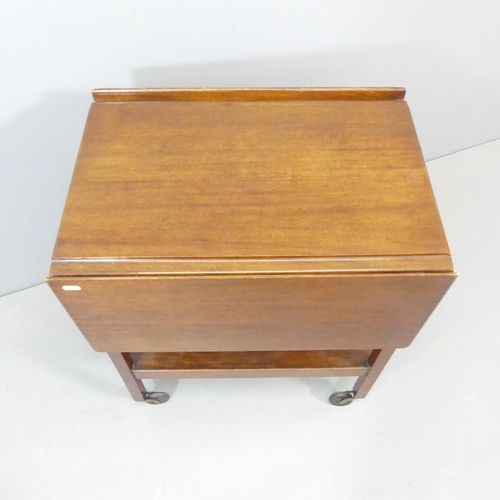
[
  {"x1": 92, "y1": 87, "x2": 406, "y2": 102},
  {"x1": 49, "y1": 254, "x2": 454, "y2": 277}
]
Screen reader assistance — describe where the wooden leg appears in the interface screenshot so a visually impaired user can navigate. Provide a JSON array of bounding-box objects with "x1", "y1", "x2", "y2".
[
  {"x1": 353, "y1": 349, "x2": 395, "y2": 399},
  {"x1": 108, "y1": 352, "x2": 147, "y2": 401}
]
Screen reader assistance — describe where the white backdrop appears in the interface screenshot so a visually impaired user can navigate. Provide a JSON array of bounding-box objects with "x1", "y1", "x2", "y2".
[{"x1": 1, "y1": 0, "x2": 499, "y2": 296}]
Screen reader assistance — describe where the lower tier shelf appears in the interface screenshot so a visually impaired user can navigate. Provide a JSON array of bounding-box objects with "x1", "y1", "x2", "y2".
[{"x1": 130, "y1": 350, "x2": 372, "y2": 379}]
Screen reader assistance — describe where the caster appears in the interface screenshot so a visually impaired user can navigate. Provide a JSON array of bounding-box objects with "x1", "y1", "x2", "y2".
[
  {"x1": 329, "y1": 391, "x2": 355, "y2": 407},
  {"x1": 144, "y1": 392, "x2": 170, "y2": 404}
]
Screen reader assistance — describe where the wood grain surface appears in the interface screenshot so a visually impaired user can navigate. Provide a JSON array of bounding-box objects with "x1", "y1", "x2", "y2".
[
  {"x1": 47, "y1": 273, "x2": 456, "y2": 353},
  {"x1": 130, "y1": 350, "x2": 371, "y2": 379},
  {"x1": 50, "y1": 255, "x2": 453, "y2": 276},
  {"x1": 93, "y1": 87, "x2": 406, "y2": 102},
  {"x1": 48, "y1": 89, "x2": 457, "y2": 396},
  {"x1": 51, "y1": 98, "x2": 450, "y2": 275}
]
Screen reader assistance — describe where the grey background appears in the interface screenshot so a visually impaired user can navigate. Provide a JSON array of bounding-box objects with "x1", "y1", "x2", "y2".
[{"x1": 2, "y1": 0, "x2": 500, "y2": 296}]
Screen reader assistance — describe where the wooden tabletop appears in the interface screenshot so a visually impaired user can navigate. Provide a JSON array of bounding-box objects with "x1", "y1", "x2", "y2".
[{"x1": 51, "y1": 88, "x2": 452, "y2": 276}]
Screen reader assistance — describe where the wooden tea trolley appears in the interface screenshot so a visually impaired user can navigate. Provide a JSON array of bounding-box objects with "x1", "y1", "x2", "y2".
[{"x1": 47, "y1": 88, "x2": 456, "y2": 406}]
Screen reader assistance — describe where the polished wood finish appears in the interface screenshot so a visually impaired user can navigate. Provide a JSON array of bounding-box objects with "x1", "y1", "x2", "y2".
[
  {"x1": 93, "y1": 87, "x2": 406, "y2": 102},
  {"x1": 50, "y1": 254, "x2": 453, "y2": 277},
  {"x1": 47, "y1": 273, "x2": 456, "y2": 353},
  {"x1": 50, "y1": 97, "x2": 451, "y2": 275},
  {"x1": 108, "y1": 352, "x2": 146, "y2": 402},
  {"x1": 131, "y1": 350, "x2": 371, "y2": 379},
  {"x1": 48, "y1": 88, "x2": 456, "y2": 402},
  {"x1": 353, "y1": 349, "x2": 396, "y2": 399}
]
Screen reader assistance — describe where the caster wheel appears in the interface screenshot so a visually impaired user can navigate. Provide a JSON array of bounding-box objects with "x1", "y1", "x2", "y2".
[
  {"x1": 329, "y1": 391, "x2": 355, "y2": 407},
  {"x1": 144, "y1": 392, "x2": 170, "y2": 404}
]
